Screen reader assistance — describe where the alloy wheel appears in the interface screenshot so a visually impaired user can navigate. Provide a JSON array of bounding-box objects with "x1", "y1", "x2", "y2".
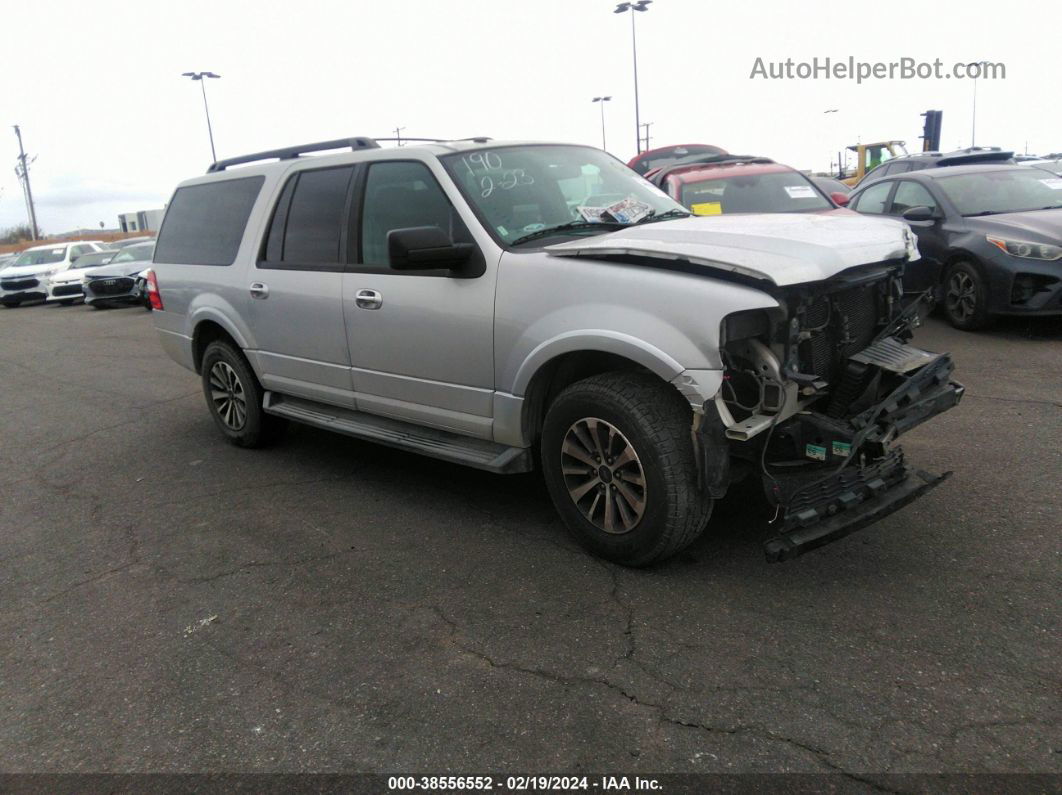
[
  {"x1": 945, "y1": 270, "x2": 977, "y2": 322},
  {"x1": 208, "y1": 361, "x2": 247, "y2": 431},
  {"x1": 560, "y1": 417, "x2": 647, "y2": 534}
]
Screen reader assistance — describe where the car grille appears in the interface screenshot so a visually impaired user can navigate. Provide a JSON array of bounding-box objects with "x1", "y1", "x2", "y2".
[
  {"x1": 89, "y1": 277, "x2": 134, "y2": 295},
  {"x1": 2, "y1": 278, "x2": 39, "y2": 291},
  {"x1": 52, "y1": 284, "x2": 83, "y2": 297},
  {"x1": 799, "y1": 284, "x2": 880, "y2": 381}
]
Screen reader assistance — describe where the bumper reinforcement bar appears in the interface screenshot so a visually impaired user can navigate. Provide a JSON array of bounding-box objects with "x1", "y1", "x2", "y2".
[{"x1": 763, "y1": 468, "x2": 951, "y2": 563}]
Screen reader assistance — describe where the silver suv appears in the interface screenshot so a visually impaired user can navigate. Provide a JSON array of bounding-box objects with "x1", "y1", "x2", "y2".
[{"x1": 150, "y1": 137, "x2": 963, "y2": 565}]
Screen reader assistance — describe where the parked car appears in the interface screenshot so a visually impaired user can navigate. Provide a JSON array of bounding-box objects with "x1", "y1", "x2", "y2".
[
  {"x1": 45, "y1": 250, "x2": 117, "y2": 304},
  {"x1": 645, "y1": 155, "x2": 853, "y2": 215},
  {"x1": 857, "y1": 146, "x2": 1014, "y2": 187},
  {"x1": 0, "y1": 253, "x2": 17, "y2": 270},
  {"x1": 847, "y1": 164, "x2": 1062, "y2": 329},
  {"x1": 149, "y1": 136, "x2": 961, "y2": 566},
  {"x1": 0, "y1": 241, "x2": 107, "y2": 307},
  {"x1": 811, "y1": 175, "x2": 852, "y2": 197},
  {"x1": 1026, "y1": 159, "x2": 1062, "y2": 177},
  {"x1": 83, "y1": 242, "x2": 156, "y2": 308},
  {"x1": 627, "y1": 143, "x2": 728, "y2": 176},
  {"x1": 107, "y1": 235, "x2": 155, "y2": 250}
]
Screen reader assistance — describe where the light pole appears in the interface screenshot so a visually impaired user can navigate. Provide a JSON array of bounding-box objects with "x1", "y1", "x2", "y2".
[
  {"x1": 967, "y1": 61, "x2": 987, "y2": 147},
  {"x1": 592, "y1": 96, "x2": 611, "y2": 151},
  {"x1": 182, "y1": 71, "x2": 221, "y2": 162},
  {"x1": 614, "y1": 0, "x2": 652, "y2": 155}
]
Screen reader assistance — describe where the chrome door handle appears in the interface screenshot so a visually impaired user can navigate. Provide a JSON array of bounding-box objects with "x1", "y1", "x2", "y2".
[
  {"x1": 355, "y1": 289, "x2": 382, "y2": 310},
  {"x1": 249, "y1": 282, "x2": 269, "y2": 299}
]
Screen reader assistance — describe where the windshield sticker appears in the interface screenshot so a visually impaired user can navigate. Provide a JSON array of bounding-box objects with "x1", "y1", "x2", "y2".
[
  {"x1": 604, "y1": 197, "x2": 652, "y2": 224},
  {"x1": 691, "y1": 201, "x2": 722, "y2": 216},
  {"x1": 784, "y1": 185, "x2": 816, "y2": 199},
  {"x1": 1039, "y1": 178, "x2": 1062, "y2": 190},
  {"x1": 577, "y1": 206, "x2": 609, "y2": 223}
]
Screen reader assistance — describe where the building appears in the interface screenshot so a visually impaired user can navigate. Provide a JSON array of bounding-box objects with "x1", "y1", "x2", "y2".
[{"x1": 118, "y1": 208, "x2": 165, "y2": 233}]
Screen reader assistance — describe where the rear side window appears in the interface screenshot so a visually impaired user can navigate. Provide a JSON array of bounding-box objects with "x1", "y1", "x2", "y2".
[
  {"x1": 154, "y1": 176, "x2": 264, "y2": 266},
  {"x1": 260, "y1": 165, "x2": 354, "y2": 268}
]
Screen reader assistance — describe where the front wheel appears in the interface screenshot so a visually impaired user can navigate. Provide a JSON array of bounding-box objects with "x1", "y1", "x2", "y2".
[
  {"x1": 540, "y1": 371, "x2": 712, "y2": 566},
  {"x1": 200, "y1": 340, "x2": 286, "y2": 448},
  {"x1": 943, "y1": 261, "x2": 991, "y2": 330}
]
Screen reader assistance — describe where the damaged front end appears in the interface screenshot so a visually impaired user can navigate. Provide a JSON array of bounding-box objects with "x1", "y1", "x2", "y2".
[{"x1": 702, "y1": 261, "x2": 964, "y2": 562}]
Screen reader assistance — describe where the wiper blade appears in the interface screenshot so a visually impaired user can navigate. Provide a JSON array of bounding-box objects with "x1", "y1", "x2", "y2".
[
  {"x1": 510, "y1": 220, "x2": 626, "y2": 246},
  {"x1": 962, "y1": 210, "x2": 1002, "y2": 217},
  {"x1": 633, "y1": 208, "x2": 692, "y2": 224}
]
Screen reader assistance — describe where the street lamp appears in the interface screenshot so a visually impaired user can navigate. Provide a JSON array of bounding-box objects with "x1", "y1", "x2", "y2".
[
  {"x1": 966, "y1": 61, "x2": 988, "y2": 147},
  {"x1": 614, "y1": 0, "x2": 652, "y2": 155},
  {"x1": 182, "y1": 71, "x2": 221, "y2": 162},
  {"x1": 592, "y1": 96, "x2": 612, "y2": 151}
]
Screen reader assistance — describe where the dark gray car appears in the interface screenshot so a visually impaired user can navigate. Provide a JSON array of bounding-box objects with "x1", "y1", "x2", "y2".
[
  {"x1": 83, "y1": 242, "x2": 156, "y2": 308},
  {"x1": 848, "y1": 164, "x2": 1062, "y2": 329}
]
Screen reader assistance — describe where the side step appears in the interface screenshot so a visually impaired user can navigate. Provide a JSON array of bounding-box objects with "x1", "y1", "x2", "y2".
[{"x1": 262, "y1": 393, "x2": 533, "y2": 475}]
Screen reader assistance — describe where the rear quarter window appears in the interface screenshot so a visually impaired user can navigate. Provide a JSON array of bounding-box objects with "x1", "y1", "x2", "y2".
[{"x1": 154, "y1": 176, "x2": 265, "y2": 265}]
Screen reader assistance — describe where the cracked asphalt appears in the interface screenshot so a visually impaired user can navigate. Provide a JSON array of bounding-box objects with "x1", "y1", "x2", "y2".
[{"x1": 0, "y1": 302, "x2": 1059, "y2": 779}]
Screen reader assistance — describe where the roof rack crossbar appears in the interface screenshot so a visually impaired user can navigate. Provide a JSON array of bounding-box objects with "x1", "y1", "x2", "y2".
[{"x1": 207, "y1": 137, "x2": 381, "y2": 173}]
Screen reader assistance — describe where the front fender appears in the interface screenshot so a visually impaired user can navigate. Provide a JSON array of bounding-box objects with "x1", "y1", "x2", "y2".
[{"x1": 511, "y1": 330, "x2": 685, "y2": 396}]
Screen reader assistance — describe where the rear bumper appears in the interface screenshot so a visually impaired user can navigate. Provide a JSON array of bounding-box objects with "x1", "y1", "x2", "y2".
[{"x1": 764, "y1": 468, "x2": 950, "y2": 562}]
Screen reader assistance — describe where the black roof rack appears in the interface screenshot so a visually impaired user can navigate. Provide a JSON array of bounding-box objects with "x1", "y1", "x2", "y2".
[
  {"x1": 207, "y1": 135, "x2": 495, "y2": 173},
  {"x1": 207, "y1": 137, "x2": 380, "y2": 173}
]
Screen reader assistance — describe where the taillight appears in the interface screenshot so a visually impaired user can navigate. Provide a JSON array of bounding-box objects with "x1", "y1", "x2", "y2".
[{"x1": 146, "y1": 268, "x2": 164, "y2": 311}]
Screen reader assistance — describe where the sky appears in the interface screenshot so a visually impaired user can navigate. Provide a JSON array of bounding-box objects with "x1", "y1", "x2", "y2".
[{"x1": 2, "y1": 0, "x2": 1059, "y2": 235}]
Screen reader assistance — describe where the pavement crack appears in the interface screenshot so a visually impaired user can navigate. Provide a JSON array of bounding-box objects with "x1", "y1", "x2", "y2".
[{"x1": 39, "y1": 559, "x2": 140, "y2": 604}]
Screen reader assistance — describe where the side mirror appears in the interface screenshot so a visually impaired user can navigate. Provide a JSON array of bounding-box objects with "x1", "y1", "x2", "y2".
[
  {"x1": 388, "y1": 226, "x2": 477, "y2": 275},
  {"x1": 902, "y1": 205, "x2": 936, "y2": 222},
  {"x1": 830, "y1": 191, "x2": 850, "y2": 207}
]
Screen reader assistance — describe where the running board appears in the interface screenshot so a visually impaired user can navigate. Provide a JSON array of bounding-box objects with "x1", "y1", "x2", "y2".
[{"x1": 262, "y1": 393, "x2": 532, "y2": 474}]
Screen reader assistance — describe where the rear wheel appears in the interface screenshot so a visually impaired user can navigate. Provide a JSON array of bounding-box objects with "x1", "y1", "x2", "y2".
[
  {"x1": 200, "y1": 340, "x2": 286, "y2": 448},
  {"x1": 541, "y1": 371, "x2": 712, "y2": 566},
  {"x1": 943, "y1": 261, "x2": 991, "y2": 330}
]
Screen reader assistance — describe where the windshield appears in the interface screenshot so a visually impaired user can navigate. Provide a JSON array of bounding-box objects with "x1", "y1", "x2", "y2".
[
  {"x1": 936, "y1": 169, "x2": 1062, "y2": 215},
  {"x1": 72, "y1": 252, "x2": 113, "y2": 269},
  {"x1": 13, "y1": 246, "x2": 66, "y2": 267},
  {"x1": 680, "y1": 171, "x2": 831, "y2": 214},
  {"x1": 112, "y1": 243, "x2": 155, "y2": 263},
  {"x1": 441, "y1": 145, "x2": 684, "y2": 246}
]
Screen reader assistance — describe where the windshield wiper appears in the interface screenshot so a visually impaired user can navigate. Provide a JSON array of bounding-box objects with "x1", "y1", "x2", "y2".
[
  {"x1": 510, "y1": 220, "x2": 626, "y2": 246},
  {"x1": 962, "y1": 210, "x2": 1003, "y2": 217},
  {"x1": 1038, "y1": 204, "x2": 1062, "y2": 210},
  {"x1": 633, "y1": 208, "x2": 692, "y2": 224}
]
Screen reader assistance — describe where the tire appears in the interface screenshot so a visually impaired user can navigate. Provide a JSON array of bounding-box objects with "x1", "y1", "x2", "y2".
[
  {"x1": 943, "y1": 260, "x2": 991, "y2": 330},
  {"x1": 540, "y1": 371, "x2": 712, "y2": 566},
  {"x1": 2, "y1": 299, "x2": 20, "y2": 308},
  {"x1": 200, "y1": 340, "x2": 286, "y2": 448}
]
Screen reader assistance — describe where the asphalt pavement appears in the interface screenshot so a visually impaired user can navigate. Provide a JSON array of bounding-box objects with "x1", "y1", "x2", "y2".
[{"x1": 0, "y1": 300, "x2": 1058, "y2": 781}]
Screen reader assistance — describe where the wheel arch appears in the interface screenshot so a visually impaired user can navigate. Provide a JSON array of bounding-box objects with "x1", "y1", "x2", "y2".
[{"x1": 517, "y1": 342, "x2": 686, "y2": 447}]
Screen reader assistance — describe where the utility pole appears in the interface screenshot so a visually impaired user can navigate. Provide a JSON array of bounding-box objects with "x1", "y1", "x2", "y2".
[
  {"x1": 639, "y1": 121, "x2": 653, "y2": 153},
  {"x1": 12, "y1": 126, "x2": 39, "y2": 240},
  {"x1": 394, "y1": 126, "x2": 406, "y2": 147}
]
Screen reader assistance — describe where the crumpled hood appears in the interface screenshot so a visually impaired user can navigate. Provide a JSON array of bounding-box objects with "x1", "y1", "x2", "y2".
[
  {"x1": 84, "y1": 260, "x2": 151, "y2": 279},
  {"x1": 547, "y1": 213, "x2": 918, "y2": 286}
]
